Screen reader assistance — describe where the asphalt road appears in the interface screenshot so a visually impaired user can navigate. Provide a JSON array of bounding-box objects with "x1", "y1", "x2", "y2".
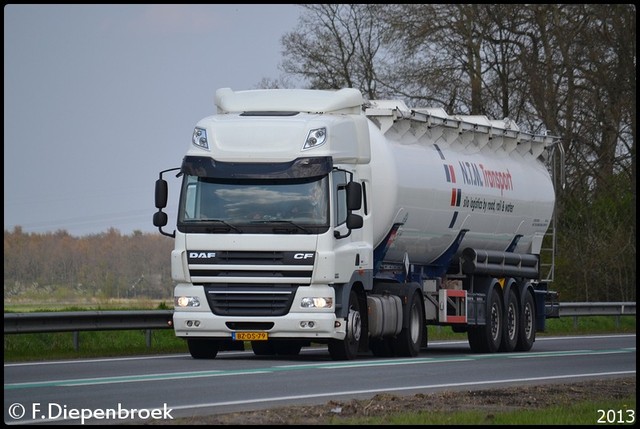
[{"x1": 4, "y1": 334, "x2": 636, "y2": 425}]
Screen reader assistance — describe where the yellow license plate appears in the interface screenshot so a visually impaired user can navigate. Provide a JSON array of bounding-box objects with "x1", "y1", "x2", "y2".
[{"x1": 233, "y1": 332, "x2": 268, "y2": 341}]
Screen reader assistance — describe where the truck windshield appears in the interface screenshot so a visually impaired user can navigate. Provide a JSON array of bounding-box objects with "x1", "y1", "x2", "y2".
[{"x1": 178, "y1": 175, "x2": 329, "y2": 234}]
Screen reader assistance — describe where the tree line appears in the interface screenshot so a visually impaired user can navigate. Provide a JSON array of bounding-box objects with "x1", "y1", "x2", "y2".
[{"x1": 4, "y1": 227, "x2": 174, "y2": 302}]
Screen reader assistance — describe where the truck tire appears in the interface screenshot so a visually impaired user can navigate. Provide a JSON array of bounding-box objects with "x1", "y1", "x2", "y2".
[
  {"x1": 187, "y1": 338, "x2": 219, "y2": 359},
  {"x1": 392, "y1": 291, "x2": 424, "y2": 357},
  {"x1": 515, "y1": 291, "x2": 536, "y2": 351},
  {"x1": 499, "y1": 290, "x2": 519, "y2": 352},
  {"x1": 467, "y1": 286, "x2": 503, "y2": 353},
  {"x1": 328, "y1": 290, "x2": 362, "y2": 360}
]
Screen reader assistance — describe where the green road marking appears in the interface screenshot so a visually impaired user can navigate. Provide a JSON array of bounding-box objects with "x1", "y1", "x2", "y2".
[{"x1": 4, "y1": 347, "x2": 634, "y2": 390}]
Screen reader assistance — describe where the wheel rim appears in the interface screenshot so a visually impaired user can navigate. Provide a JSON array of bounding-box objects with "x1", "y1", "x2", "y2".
[
  {"x1": 507, "y1": 302, "x2": 517, "y2": 340},
  {"x1": 490, "y1": 302, "x2": 501, "y2": 342},
  {"x1": 523, "y1": 302, "x2": 533, "y2": 339},
  {"x1": 347, "y1": 306, "x2": 361, "y2": 343}
]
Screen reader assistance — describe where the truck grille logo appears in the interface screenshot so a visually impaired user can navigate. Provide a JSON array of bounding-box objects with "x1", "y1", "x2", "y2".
[
  {"x1": 189, "y1": 252, "x2": 216, "y2": 258},
  {"x1": 294, "y1": 253, "x2": 314, "y2": 260}
]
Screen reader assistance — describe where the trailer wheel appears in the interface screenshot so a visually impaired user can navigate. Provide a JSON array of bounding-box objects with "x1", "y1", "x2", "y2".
[
  {"x1": 515, "y1": 291, "x2": 536, "y2": 351},
  {"x1": 393, "y1": 291, "x2": 424, "y2": 357},
  {"x1": 468, "y1": 287, "x2": 502, "y2": 353},
  {"x1": 187, "y1": 338, "x2": 219, "y2": 359},
  {"x1": 499, "y1": 291, "x2": 519, "y2": 352},
  {"x1": 328, "y1": 290, "x2": 362, "y2": 360}
]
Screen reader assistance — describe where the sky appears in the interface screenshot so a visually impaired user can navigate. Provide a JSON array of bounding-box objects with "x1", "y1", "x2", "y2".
[{"x1": 4, "y1": 4, "x2": 303, "y2": 237}]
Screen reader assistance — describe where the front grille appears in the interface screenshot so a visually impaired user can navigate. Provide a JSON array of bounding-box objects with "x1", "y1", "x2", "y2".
[
  {"x1": 188, "y1": 250, "x2": 315, "y2": 284},
  {"x1": 204, "y1": 284, "x2": 298, "y2": 316},
  {"x1": 191, "y1": 251, "x2": 314, "y2": 316}
]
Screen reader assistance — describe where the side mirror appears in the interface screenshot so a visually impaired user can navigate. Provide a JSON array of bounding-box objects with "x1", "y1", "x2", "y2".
[
  {"x1": 155, "y1": 179, "x2": 168, "y2": 209},
  {"x1": 154, "y1": 167, "x2": 181, "y2": 238},
  {"x1": 346, "y1": 213, "x2": 363, "y2": 230},
  {"x1": 153, "y1": 211, "x2": 168, "y2": 228},
  {"x1": 334, "y1": 178, "x2": 363, "y2": 240},
  {"x1": 346, "y1": 181, "x2": 362, "y2": 211}
]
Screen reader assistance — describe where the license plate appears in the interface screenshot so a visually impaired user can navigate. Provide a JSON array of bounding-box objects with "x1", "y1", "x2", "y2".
[{"x1": 233, "y1": 332, "x2": 268, "y2": 341}]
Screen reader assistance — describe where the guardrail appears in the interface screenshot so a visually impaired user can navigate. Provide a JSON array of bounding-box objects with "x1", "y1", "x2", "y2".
[
  {"x1": 557, "y1": 302, "x2": 636, "y2": 329},
  {"x1": 4, "y1": 302, "x2": 635, "y2": 350},
  {"x1": 4, "y1": 310, "x2": 173, "y2": 350},
  {"x1": 4, "y1": 310, "x2": 174, "y2": 334}
]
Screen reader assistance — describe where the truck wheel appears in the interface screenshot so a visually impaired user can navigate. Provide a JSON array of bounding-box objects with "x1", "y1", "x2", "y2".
[
  {"x1": 328, "y1": 290, "x2": 362, "y2": 360},
  {"x1": 187, "y1": 338, "x2": 219, "y2": 359},
  {"x1": 515, "y1": 291, "x2": 536, "y2": 351},
  {"x1": 467, "y1": 287, "x2": 502, "y2": 353},
  {"x1": 499, "y1": 291, "x2": 519, "y2": 352},
  {"x1": 392, "y1": 291, "x2": 424, "y2": 357}
]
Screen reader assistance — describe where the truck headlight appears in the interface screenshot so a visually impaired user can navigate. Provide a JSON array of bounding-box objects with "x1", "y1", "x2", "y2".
[
  {"x1": 175, "y1": 296, "x2": 201, "y2": 308},
  {"x1": 301, "y1": 297, "x2": 333, "y2": 308}
]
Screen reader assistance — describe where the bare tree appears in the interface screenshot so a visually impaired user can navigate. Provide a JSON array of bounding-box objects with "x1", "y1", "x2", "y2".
[{"x1": 280, "y1": 4, "x2": 387, "y2": 99}]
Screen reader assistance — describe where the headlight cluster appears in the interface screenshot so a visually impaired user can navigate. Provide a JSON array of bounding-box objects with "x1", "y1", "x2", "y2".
[
  {"x1": 175, "y1": 296, "x2": 200, "y2": 308},
  {"x1": 301, "y1": 296, "x2": 333, "y2": 308}
]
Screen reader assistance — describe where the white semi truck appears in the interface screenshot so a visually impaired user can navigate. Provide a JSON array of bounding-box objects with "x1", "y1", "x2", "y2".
[{"x1": 153, "y1": 87, "x2": 561, "y2": 360}]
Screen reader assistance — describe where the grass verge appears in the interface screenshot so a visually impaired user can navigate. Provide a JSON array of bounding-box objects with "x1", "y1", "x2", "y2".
[{"x1": 336, "y1": 397, "x2": 637, "y2": 425}]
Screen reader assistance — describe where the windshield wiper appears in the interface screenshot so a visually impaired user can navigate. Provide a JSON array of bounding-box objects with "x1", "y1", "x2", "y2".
[
  {"x1": 268, "y1": 220, "x2": 312, "y2": 234},
  {"x1": 205, "y1": 219, "x2": 242, "y2": 233}
]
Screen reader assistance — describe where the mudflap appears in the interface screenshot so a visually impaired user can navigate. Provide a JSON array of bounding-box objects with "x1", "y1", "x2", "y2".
[{"x1": 533, "y1": 282, "x2": 559, "y2": 332}]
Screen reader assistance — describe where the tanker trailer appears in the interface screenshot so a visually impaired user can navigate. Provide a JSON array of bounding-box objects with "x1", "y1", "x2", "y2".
[{"x1": 153, "y1": 87, "x2": 561, "y2": 360}]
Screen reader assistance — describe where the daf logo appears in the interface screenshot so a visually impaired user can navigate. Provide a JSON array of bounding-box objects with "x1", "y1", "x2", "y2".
[
  {"x1": 294, "y1": 253, "x2": 314, "y2": 260},
  {"x1": 190, "y1": 252, "x2": 216, "y2": 258}
]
